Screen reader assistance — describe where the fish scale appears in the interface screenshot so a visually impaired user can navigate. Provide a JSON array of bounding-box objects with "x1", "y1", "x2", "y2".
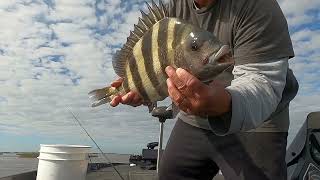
[{"x1": 89, "y1": 0, "x2": 234, "y2": 108}]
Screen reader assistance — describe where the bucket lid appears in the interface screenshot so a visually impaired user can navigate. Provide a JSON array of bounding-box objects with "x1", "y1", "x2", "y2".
[
  {"x1": 39, "y1": 144, "x2": 91, "y2": 154},
  {"x1": 40, "y1": 144, "x2": 91, "y2": 148}
]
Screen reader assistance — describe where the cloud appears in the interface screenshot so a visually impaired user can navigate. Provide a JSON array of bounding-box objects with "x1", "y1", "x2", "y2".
[
  {"x1": 289, "y1": 28, "x2": 320, "y2": 97},
  {"x1": 279, "y1": 0, "x2": 320, "y2": 28}
]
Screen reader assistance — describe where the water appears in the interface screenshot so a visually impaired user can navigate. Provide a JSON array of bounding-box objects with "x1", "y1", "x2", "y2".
[{"x1": 0, "y1": 153, "x2": 38, "y2": 178}]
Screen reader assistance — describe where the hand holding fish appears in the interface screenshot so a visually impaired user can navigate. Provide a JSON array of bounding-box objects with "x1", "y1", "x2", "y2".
[
  {"x1": 166, "y1": 66, "x2": 231, "y2": 117},
  {"x1": 109, "y1": 78, "x2": 144, "y2": 107}
]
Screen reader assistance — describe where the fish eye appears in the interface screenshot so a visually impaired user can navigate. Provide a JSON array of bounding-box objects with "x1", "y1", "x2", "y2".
[{"x1": 191, "y1": 40, "x2": 199, "y2": 51}]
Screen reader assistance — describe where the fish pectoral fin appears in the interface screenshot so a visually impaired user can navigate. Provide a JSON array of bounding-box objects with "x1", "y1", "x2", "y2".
[{"x1": 88, "y1": 86, "x2": 119, "y2": 107}]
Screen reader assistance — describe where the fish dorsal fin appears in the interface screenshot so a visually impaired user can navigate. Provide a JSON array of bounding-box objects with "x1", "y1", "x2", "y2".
[
  {"x1": 112, "y1": 0, "x2": 168, "y2": 77},
  {"x1": 158, "y1": 0, "x2": 169, "y2": 17}
]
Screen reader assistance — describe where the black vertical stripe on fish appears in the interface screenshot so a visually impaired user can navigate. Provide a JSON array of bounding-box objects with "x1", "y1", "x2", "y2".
[
  {"x1": 172, "y1": 20, "x2": 184, "y2": 50},
  {"x1": 172, "y1": 20, "x2": 185, "y2": 66},
  {"x1": 157, "y1": 18, "x2": 169, "y2": 74},
  {"x1": 128, "y1": 56, "x2": 150, "y2": 101}
]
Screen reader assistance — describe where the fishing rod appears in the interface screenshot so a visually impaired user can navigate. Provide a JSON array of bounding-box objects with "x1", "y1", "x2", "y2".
[{"x1": 67, "y1": 108, "x2": 125, "y2": 180}]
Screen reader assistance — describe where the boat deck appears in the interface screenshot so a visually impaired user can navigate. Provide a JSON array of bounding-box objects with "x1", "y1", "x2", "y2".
[
  {"x1": 0, "y1": 153, "x2": 225, "y2": 180},
  {"x1": 86, "y1": 165, "x2": 224, "y2": 180}
]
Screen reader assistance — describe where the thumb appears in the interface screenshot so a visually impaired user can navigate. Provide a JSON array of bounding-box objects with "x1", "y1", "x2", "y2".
[{"x1": 176, "y1": 68, "x2": 206, "y2": 93}]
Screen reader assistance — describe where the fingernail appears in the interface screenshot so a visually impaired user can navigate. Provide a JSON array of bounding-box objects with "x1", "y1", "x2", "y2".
[
  {"x1": 165, "y1": 66, "x2": 175, "y2": 76},
  {"x1": 176, "y1": 68, "x2": 185, "y2": 75}
]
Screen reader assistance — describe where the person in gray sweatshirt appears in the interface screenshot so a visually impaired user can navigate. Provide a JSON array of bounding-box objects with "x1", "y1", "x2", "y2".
[{"x1": 110, "y1": 0, "x2": 299, "y2": 179}]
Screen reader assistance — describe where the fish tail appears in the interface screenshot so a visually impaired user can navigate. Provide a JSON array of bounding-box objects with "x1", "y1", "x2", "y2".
[{"x1": 88, "y1": 86, "x2": 123, "y2": 107}]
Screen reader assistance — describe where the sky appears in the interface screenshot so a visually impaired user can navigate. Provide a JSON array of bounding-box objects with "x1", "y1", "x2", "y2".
[{"x1": 0, "y1": 0, "x2": 319, "y2": 154}]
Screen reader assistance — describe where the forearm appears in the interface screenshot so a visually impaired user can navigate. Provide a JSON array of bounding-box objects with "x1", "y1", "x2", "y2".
[{"x1": 209, "y1": 58, "x2": 289, "y2": 135}]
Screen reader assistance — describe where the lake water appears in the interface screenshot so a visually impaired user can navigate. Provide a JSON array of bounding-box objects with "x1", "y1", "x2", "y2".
[{"x1": 0, "y1": 154, "x2": 38, "y2": 178}]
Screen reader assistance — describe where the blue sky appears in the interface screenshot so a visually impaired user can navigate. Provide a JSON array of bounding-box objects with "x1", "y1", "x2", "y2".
[{"x1": 0, "y1": 0, "x2": 319, "y2": 154}]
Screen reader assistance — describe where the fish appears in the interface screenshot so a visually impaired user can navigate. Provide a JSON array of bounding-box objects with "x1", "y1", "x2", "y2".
[{"x1": 88, "y1": 0, "x2": 234, "y2": 108}]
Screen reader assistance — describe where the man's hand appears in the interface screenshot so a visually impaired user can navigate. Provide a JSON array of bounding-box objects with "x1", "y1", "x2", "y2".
[
  {"x1": 165, "y1": 66, "x2": 231, "y2": 117},
  {"x1": 110, "y1": 78, "x2": 144, "y2": 107}
]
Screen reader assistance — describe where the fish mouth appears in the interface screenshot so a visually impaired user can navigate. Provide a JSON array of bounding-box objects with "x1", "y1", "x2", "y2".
[
  {"x1": 209, "y1": 45, "x2": 231, "y2": 64},
  {"x1": 197, "y1": 45, "x2": 234, "y2": 82},
  {"x1": 207, "y1": 45, "x2": 234, "y2": 71},
  {"x1": 202, "y1": 45, "x2": 231, "y2": 65}
]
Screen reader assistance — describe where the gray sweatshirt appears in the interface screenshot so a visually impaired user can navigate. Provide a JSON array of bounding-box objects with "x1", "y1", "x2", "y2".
[{"x1": 168, "y1": 0, "x2": 299, "y2": 134}]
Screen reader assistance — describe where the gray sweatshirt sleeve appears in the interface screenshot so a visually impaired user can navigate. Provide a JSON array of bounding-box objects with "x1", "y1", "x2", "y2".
[{"x1": 209, "y1": 58, "x2": 289, "y2": 136}]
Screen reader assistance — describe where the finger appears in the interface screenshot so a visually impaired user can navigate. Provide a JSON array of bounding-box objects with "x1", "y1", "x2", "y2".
[
  {"x1": 174, "y1": 97, "x2": 191, "y2": 115},
  {"x1": 111, "y1": 77, "x2": 124, "y2": 88},
  {"x1": 110, "y1": 95, "x2": 122, "y2": 107},
  {"x1": 179, "y1": 99, "x2": 192, "y2": 113},
  {"x1": 176, "y1": 68, "x2": 204, "y2": 92},
  {"x1": 167, "y1": 79, "x2": 187, "y2": 107},
  {"x1": 121, "y1": 92, "x2": 135, "y2": 104},
  {"x1": 167, "y1": 67, "x2": 195, "y2": 97},
  {"x1": 165, "y1": 66, "x2": 186, "y2": 91},
  {"x1": 165, "y1": 66, "x2": 176, "y2": 77},
  {"x1": 131, "y1": 94, "x2": 143, "y2": 106},
  {"x1": 167, "y1": 78, "x2": 195, "y2": 114}
]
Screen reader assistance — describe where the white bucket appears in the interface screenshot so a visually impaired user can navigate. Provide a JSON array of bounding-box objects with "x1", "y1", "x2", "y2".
[{"x1": 36, "y1": 144, "x2": 91, "y2": 180}]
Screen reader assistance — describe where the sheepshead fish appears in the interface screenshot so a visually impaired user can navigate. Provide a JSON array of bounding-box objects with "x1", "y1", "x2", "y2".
[{"x1": 89, "y1": 0, "x2": 233, "y2": 108}]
